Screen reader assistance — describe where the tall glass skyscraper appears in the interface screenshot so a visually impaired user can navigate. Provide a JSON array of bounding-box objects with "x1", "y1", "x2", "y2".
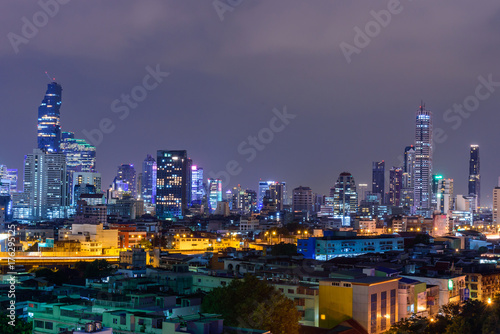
[
  {"x1": 389, "y1": 167, "x2": 403, "y2": 206},
  {"x1": 414, "y1": 104, "x2": 433, "y2": 215},
  {"x1": 141, "y1": 154, "x2": 157, "y2": 204},
  {"x1": 372, "y1": 161, "x2": 385, "y2": 203},
  {"x1": 208, "y1": 178, "x2": 222, "y2": 212},
  {"x1": 191, "y1": 165, "x2": 204, "y2": 205},
  {"x1": 38, "y1": 82, "x2": 62, "y2": 153},
  {"x1": 258, "y1": 180, "x2": 275, "y2": 210},
  {"x1": 468, "y1": 145, "x2": 480, "y2": 207},
  {"x1": 156, "y1": 150, "x2": 190, "y2": 219},
  {"x1": 60, "y1": 132, "x2": 96, "y2": 172},
  {"x1": 331, "y1": 172, "x2": 358, "y2": 226},
  {"x1": 114, "y1": 164, "x2": 137, "y2": 197}
]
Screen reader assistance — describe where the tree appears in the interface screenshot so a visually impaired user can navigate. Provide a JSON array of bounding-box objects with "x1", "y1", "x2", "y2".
[
  {"x1": 202, "y1": 275, "x2": 301, "y2": 334},
  {"x1": 74, "y1": 259, "x2": 113, "y2": 278},
  {"x1": 270, "y1": 242, "x2": 298, "y2": 256},
  {"x1": 0, "y1": 314, "x2": 31, "y2": 334},
  {"x1": 139, "y1": 238, "x2": 153, "y2": 250}
]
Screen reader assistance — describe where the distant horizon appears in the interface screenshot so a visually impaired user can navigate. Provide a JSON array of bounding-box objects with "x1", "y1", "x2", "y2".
[{"x1": 1, "y1": 1, "x2": 499, "y2": 207}]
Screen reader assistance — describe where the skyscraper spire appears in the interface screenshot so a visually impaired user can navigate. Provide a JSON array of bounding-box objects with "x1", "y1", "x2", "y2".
[{"x1": 37, "y1": 81, "x2": 62, "y2": 153}]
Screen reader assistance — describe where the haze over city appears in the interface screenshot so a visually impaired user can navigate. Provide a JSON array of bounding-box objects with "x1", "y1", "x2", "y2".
[{"x1": 2, "y1": 1, "x2": 500, "y2": 203}]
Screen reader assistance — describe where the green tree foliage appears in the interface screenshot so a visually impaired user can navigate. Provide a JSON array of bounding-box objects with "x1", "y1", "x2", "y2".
[
  {"x1": 74, "y1": 259, "x2": 113, "y2": 278},
  {"x1": 387, "y1": 297, "x2": 500, "y2": 334},
  {"x1": 28, "y1": 266, "x2": 81, "y2": 286},
  {"x1": 139, "y1": 238, "x2": 153, "y2": 250},
  {"x1": 201, "y1": 275, "x2": 301, "y2": 334},
  {"x1": 270, "y1": 242, "x2": 298, "y2": 256},
  {"x1": 0, "y1": 314, "x2": 32, "y2": 334}
]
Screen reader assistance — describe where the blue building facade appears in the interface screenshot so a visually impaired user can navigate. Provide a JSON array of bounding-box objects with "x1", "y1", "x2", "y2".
[
  {"x1": 141, "y1": 154, "x2": 157, "y2": 204},
  {"x1": 297, "y1": 234, "x2": 404, "y2": 260},
  {"x1": 37, "y1": 82, "x2": 62, "y2": 153}
]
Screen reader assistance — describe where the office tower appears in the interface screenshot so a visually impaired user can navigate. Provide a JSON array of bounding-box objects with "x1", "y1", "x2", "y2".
[
  {"x1": 268, "y1": 182, "x2": 285, "y2": 211},
  {"x1": 141, "y1": 154, "x2": 157, "y2": 204},
  {"x1": 431, "y1": 174, "x2": 442, "y2": 210},
  {"x1": 72, "y1": 172, "x2": 101, "y2": 203},
  {"x1": 357, "y1": 184, "x2": 368, "y2": 205},
  {"x1": 60, "y1": 132, "x2": 96, "y2": 172},
  {"x1": 468, "y1": 145, "x2": 480, "y2": 208},
  {"x1": 414, "y1": 104, "x2": 433, "y2": 215},
  {"x1": 258, "y1": 180, "x2": 275, "y2": 210},
  {"x1": 191, "y1": 165, "x2": 204, "y2": 205},
  {"x1": 23, "y1": 149, "x2": 68, "y2": 219},
  {"x1": 37, "y1": 81, "x2": 62, "y2": 153},
  {"x1": 389, "y1": 167, "x2": 403, "y2": 206},
  {"x1": 114, "y1": 164, "x2": 137, "y2": 197},
  {"x1": 493, "y1": 186, "x2": 500, "y2": 226},
  {"x1": 438, "y1": 178, "x2": 454, "y2": 214},
  {"x1": 331, "y1": 172, "x2": 358, "y2": 226},
  {"x1": 404, "y1": 145, "x2": 415, "y2": 175},
  {"x1": 292, "y1": 186, "x2": 313, "y2": 215},
  {"x1": 0, "y1": 166, "x2": 17, "y2": 195},
  {"x1": 156, "y1": 150, "x2": 189, "y2": 219},
  {"x1": 372, "y1": 161, "x2": 385, "y2": 203},
  {"x1": 208, "y1": 178, "x2": 222, "y2": 212}
]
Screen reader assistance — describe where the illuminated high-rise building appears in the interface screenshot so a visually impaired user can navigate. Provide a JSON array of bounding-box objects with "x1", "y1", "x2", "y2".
[
  {"x1": 357, "y1": 184, "x2": 368, "y2": 205},
  {"x1": 493, "y1": 185, "x2": 500, "y2": 226},
  {"x1": 268, "y1": 182, "x2": 286, "y2": 211},
  {"x1": 258, "y1": 180, "x2": 275, "y2": 210},
  {"x1": 389, "y1": 167, "x2": 403, "y2": 206},
  {"x1": 113, "y1": 164, "x2": 137, "y2": 197},
  {"x1": 191, "y1": 165, "x2": 204, "y2": 205},
  {"x1": 0, "y1": 166, "x2": 17, "y2": 195},
  {"x1": 141, "y1": 154, "x2": 157, "y2": 204},
  {"x1": 331, "y1": 172, "x2": 358, "y2": 226},
  {"x1": 438, "y1": 178, "x2": 454, "y2": 214},
  {"x1": 37, "y1": 81, "x2": 62, "y2": 153},
  {"x1": 23, "y1": 149, "x2": 68, "y2": 219},
  {"x1": 468, "y1": 145, "x2": 480, "y2": 208},
  {"x1": 372, "y1": 161, "x2": 385, "y2": 204},
  {"x1": 60, "y1": 132, "x2": 96, "y2": 173},
  {"x1": 156, "y1": 150, "x2": 190, "y2": 219},
  {"x1": 414, "y1": 104, "x2": 433, "y2": 215},
  {"x1": 208, "y1": 178, "x2": 222, "y2": 212},
  {"x1": 292, "y1": 186, "x2": 314, "y2": 216}
]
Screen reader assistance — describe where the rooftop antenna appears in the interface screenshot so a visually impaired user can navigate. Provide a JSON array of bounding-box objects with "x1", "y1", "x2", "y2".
[{"x1": 45, "y1": 71, "x2": 56, "y2": 82}]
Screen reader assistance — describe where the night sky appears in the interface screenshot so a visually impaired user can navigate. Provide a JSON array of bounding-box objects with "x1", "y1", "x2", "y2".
[{"x1": 1, "y1": 1, "x2": 500, "y2": 205}]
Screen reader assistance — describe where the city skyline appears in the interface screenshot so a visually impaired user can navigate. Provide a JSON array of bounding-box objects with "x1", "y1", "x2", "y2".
[{"x1": 1, "y1": 2, "x2": 500, "y2": 205}]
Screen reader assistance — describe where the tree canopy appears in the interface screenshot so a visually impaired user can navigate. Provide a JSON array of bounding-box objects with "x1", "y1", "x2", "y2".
[
  {"x1": 386, "y1": 297, "x2": 500, "y2": 334},
  {"x1": 201, "y1": 274, "x2": 301, "y2": 334},
  {"x1": 0, "y1": 315, "x2": 31, "y2": 334}
]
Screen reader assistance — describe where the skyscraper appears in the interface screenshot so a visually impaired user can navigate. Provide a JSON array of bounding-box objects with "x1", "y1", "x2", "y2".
[
  {"x1": 414, "y1": 104, "x2": 433, "y2": 215},
  {"x1": 37, "y1": 81, "x2": 62, "y2": 153},
  {"x1": 191, "y1": 165, "x2": 204, "y2": 205},
  {"x1": 141, "y1": 154, "x2": 157, "y2": 204},
  {"x1": 156, "y1": 150, "x2": 190, "y2": 219},
  {"x1": 438, "y1": 178, "x2": 454, "y2": 214},
  {"x1": 268, "y1": 182, "x2": 286, "y2": 211},
  {"x1": 372, "y1": 161, "x2": 385, "y2": 203},
  {"x1": 60, "y1": 132, "x2": 96, "y2": 173},
  {"x1": 258, "y1": 181, "x2": 275, "y2": 210},
  {"x1": 468, "y1": 145, "x2": 480, "y2": 208},
  {"x1": 208, "y1": 178, "x2": 222, "y2": 212},
  {"x1": 389, "y1": 167, "x2": 403, "y2": 206},
  {"x1": 331, "y1": 172, "x2": 358, "y2": 226},
  {"x1": 292, "y1": 186, "x2": 313, "y2": 216},
  {"x1": 493, "y1": 185, "x2": 500, "y2": 226},
  {"x1": 114, "y1": 164, "x2": 137, "y2": 197},
  {"x1": 23, "y1": 149, "x2": 68, "y2": 219}
]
